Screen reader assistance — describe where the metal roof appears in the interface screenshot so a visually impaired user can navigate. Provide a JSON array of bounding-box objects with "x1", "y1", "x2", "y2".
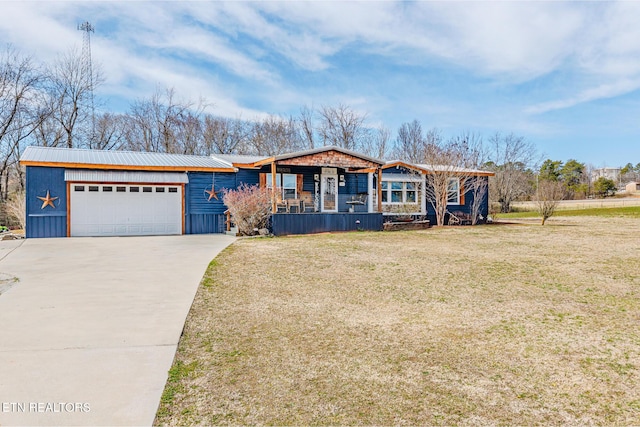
[
  {"x1": 384, "y1": 160, "x2": 493, "y2": 176},
  {"x1": 65, "y1": 170, "x2": 189, "y2": 184},
  {"x1": 214, "y1": 153, "x2": 269, "y2": 165},
  {"x1": 21, "y1": 146, "x2": 235, "y2": 171},
  {"x1": 414, "y1": 164, "x2": 494, "y2": 175}
]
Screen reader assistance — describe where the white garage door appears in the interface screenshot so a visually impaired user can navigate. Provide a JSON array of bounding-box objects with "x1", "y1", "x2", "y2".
[{"x1": 70, "y1": 184, "x2": 183, "y2": 237}]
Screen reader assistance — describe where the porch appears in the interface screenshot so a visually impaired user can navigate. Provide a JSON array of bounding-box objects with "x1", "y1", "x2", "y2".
[{"x1": 251, "y1": 146, "x2": 386, "y2": 235}]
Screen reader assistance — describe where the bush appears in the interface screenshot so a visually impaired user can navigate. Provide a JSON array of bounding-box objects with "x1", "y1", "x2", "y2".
[{"x1": 222, "y1": 184, "x2": 272, "y2": 236}]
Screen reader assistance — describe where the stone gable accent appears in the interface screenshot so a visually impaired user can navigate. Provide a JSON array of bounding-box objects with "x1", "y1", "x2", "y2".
[{"x1": 277, "y1": 150, "x2": 379, "y2": 169}]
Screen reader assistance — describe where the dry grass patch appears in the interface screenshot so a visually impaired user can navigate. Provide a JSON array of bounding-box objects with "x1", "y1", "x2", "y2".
[{"x1": 156, "y1": 217, "x2": 640, "y2": 425}]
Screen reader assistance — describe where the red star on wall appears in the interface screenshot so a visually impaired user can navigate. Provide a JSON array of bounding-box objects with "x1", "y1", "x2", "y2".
[
  {"x1": 204, "y1": 186, "x2": 218, "y2": 201},
  {"x1": 37, "y1": 190, "x2": 58, "y2": 209}
]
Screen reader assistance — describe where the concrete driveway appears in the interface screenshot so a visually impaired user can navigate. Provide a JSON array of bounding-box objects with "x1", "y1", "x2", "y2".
[{"x1": 0, "y1": 234, "x2": 235, "y2": 426}]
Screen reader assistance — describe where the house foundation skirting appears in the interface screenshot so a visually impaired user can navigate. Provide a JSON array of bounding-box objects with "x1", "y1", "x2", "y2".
[{"x1": 271, "y1": 213, "x2": 383, "y2": 236}]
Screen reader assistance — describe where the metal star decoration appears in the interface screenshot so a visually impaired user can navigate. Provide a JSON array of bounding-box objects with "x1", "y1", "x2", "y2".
[
  {"x1": 204, "y1": 185, "x2": 219, "y2": 201},
  {"x1": 37, "y1": 190, "x2": 58, "y2": 209}
]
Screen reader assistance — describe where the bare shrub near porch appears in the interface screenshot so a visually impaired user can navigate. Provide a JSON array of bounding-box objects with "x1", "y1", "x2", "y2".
[{"x1": 222, "y1": 184, "x2": 271, "y2": 236}]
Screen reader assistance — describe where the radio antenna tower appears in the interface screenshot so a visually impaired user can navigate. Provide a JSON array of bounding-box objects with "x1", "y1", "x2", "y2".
[{"x1": 78, "y1": 21, "x2": 95, "y2": 145}]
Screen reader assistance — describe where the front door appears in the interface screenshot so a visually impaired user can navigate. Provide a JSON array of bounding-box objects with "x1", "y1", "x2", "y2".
[{"x1": 321, "y1": 174, "x2": 338, "y2": 212}]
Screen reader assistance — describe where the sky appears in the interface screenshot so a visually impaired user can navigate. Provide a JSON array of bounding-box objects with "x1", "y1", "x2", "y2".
[{"x1": 1, "y1": 1, "x2": 639, "y2": 167}]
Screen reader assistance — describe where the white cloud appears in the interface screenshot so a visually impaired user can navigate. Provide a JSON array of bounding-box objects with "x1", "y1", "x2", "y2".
[
  {"x1": 2, "y1": 0, "x2": 640, "y2": 139},
  {"x1": 525, "y1": 78, "x2": 640, "y2": 115}
]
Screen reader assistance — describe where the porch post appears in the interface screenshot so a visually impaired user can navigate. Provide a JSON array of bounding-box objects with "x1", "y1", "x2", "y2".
[
  {"x1": 271, "y1": 161, "x2": 277, "y2": 214},
  {"x1": 367, "y1": 172, "x2": 373, "y2": 213},
  {"x1": 376, "y1": 167, "x2": 383, "y2": 213},
  {"x1": 421, "y1": 172, "x2": 427, "y2": 215}
]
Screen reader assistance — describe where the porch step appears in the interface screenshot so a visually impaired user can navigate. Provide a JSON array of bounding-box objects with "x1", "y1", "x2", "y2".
[{"x1": 225, "y1": 226, "x2": 238, "y2": 236}]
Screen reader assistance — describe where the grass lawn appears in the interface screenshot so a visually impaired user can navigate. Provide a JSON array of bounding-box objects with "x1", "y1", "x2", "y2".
[
  {"x1": 499, "y1": 205, "x2": 640, "y2": 220},
  {"x1": 156, "y1": 216, "x2": 640, "y2": 426}
]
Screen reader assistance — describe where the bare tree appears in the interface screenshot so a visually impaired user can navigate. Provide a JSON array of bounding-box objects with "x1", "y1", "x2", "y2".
[
  {"x1": 202, "y1": 115, "x2": 248, "y2": 155},
  {"x1": 468, "y1": 176, "x2": 488, "y2": 225},
  {"x1": 536, "y1": 179, "x2": 564, "y2": 225},
  {"x1": 318, "y1": 104, "x2": 369, "y2": 150},
  {"x1": 47, "y1": 47, "x2": 103, "y2": 148},
  {"x1": 419, "y1": 131, "x2": 486, "y2": 226},
  {"x1": 392, "y1": 119, "x2": 424, "y2": 162},
  {"x1": 485, "y1": 132, "x2": 538, "y2": 213},
  {"x1": 123, "y1": 87, "x2": 203, "y2": 154},
  {"x1": 0, "y1": 46, "x2": 49, "y2": 198},
  {"x1": 360, "y1": 125, "x2": 391, "y2": 160},
  {"x1": 248, "y1": 114, "x2": 301, "y2": 156},
  {"x1": 297, "y1": 105, "x2": 316, "y2": 150},
  {"x1": 91, "y1": 112, "x2": 126, "y2": 150}
]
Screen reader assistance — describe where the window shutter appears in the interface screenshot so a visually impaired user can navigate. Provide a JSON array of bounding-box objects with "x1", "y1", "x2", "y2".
[
  {"x1": 459, "y1": 180, "x2": 465, "y2": 205},
  {"x1": 259, "y1": 173, "x2": 266, "y2": 188},
  {"x1": 296, "y1": 174, "x2": 303, "y2": 194}
]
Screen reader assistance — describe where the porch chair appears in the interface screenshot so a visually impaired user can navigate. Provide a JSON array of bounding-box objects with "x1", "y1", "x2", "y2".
[
  {"x1": 275, "y1": 194, "x2": 288, "y2": 213},
  {"x1": 448, "y1": 210, "x2": 472, "y2": 226}
]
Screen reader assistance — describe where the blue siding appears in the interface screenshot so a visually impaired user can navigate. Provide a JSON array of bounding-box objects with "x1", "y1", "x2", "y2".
[
  {"x1": 185, "y1": 171, "x2": 237, "y2": 234},
  {"x1": 236, "y1": 169, "x2": 259, "y2": 186},
  {"x1": 25, "y1": 166, "x2": 67, "y2": 238},
  {"x1": 423, "y1": 176, "x2": 489, "y2": 225},
  {"x1": 272, "y1": 213, "x2": 383, "y2": 236},
  {"x1": 339, "y1": 173, "x2": 369, "y2": 213},
  {"x1": 186, "y1": 213, "x2": 226, "y2": 234}
]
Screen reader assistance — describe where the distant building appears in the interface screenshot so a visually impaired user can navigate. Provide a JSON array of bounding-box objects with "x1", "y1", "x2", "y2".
[
  {"x1": 592, "y1": 167, "x2": 621, "y2": 183},
  {"x1": 626, "y1": 182, "x2": 640, "y2": 193}
]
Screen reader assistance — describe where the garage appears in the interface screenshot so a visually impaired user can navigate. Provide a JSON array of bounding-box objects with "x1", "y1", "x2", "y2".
[
  {"x1": 64, "y1": 170, "x2": 189, "y2": 237},
  {"x1": 70, "y1": 183, "x2": 183, "y2": 237},
  {"x1": 22, "y1": 146, "x2": 236, "y2": 238}
]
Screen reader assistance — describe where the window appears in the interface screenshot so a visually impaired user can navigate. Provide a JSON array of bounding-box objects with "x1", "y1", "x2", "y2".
[
  {"x1": 406, "y1": 182, "x2": 417, "y2": 203},
  {"x1": 143, "y1": 187, "x2": 152, "y2": 193},
  {"x1": 155, "y1": 187, "x2": 165, "y2": 192},
  {"x1": 130, "y1": 187, "x2": 139, "y2": 192},
  {"x1": 116, "y1": 186, "x2": 126, "y2": 192},
  {"x1": 74, "y1": 186, "x2": 85, "y2": 192},
  {"x1": 447, "y1": 178, "x2": 460, "y2": 204},
  {"x1": 391, "y1": 182, "x2": 403, "y2": 202},
  {"x1": 168, "y1": 187, "x2": 178, "y2": 193},
  {"x1": 266, "y1": 173, "x2": 297, "y2": 200},
  {"x1": 381, "y1": 180, "x2": 420, "y2": 205},
  {"x1": 89, "y1": 186, "x2": 99, "y2": 192},
  {"x1": 103, "y1": 186, "x2": 113, "y2": 192}
]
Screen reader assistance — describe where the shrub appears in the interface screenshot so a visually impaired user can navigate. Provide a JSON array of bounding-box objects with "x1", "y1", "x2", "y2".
[
  {"x1": 4, "y1": 191, "x2": 26, "y2": 230},
  {"x1": 222, "y1": 184, "x2": 272, "y2": 236}
]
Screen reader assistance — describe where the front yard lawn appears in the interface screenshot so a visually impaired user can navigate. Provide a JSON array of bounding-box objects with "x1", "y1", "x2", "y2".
[{"x1": 156, "y1": 216, "x2": 640, "y2": 425}]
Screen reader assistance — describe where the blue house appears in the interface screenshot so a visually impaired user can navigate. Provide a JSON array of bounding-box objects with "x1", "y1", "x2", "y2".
[{"x1": 20, "y1": 146, "x2": 492, "y2": 238}]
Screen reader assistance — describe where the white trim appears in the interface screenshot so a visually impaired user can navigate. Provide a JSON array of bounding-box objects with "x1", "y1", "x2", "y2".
[
  {"x1": 64, "y1": 170, "x2": 189, "y2": 184},
  {"x1": 266, "y1": 172, "x2": 298, "y2": 200},
  {"x1": 447, "y1": 177, "x2": 461, "y2": 205}
]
